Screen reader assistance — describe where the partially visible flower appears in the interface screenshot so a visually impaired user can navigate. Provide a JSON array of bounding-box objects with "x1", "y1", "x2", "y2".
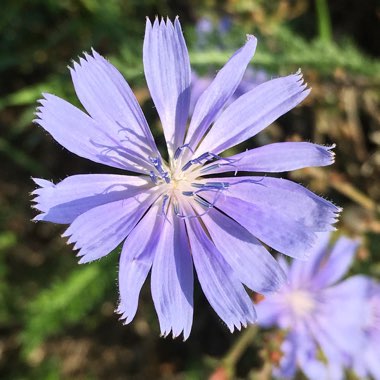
[
  {"x1": 190, "y1": 67, "x2": 268, "y2": 116},
  {"x1": 194, "y1": 16, "x2": 232, "y2": 49},
  {"x1": 32, "y1": 17, "x2": 339, "y2": 340},
  {"x1": 353, "y1": 280, "x2": 380, "y2": 380},
  {"x1": 256, "y1": 233, "x2": 368, "y2": 380}
]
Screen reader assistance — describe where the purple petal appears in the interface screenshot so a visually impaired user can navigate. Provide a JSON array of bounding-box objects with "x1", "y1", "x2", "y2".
[
  {"x1": 363, "y1": 345, "x2": 380, "y2": 380},
  {"x1": 313, "y1": 236, "x2": 359, "y2": 288},
  {"x1": 274, "y1": 332, "x2": 300, "y2": 379},
  {"x1": 62, "y1": 189, "x2": 160, "y2": 264},
  {"x1": 195, "y1": 71, "x2": 310, "y2": 156},
  {"x1": 151, "y1": 209, "x2": 193, "y2": 340},
  {"x1": 143, "y1": 17, "x2": 191, "y2": 156},
  {"x1": 224, "y1": 176, "x2": 340, "y2": 232},
  {"x1": 201, "y1": 177, "x2": 339, "y2": 258},
  {"x1": 70, "y1": 50, "x2": 159, "y2": 158},
  {"x1": 32, "y1": 174, "x2": 152, "y2": 224},
  {"x1": 310, "y1": 276, "x2": 370, "y2": 359},
  {"x1": 34, "y1": 94, "x2": 149, "y2": 173},
  {"x1": 209, "y1": 194, "x2": 314, "y2": 259},
  {"x1": 288, "y1": 232, "x2": 331, "y2": 289},
  {"x1": 184, "y1": 35, "x2": 257, "y2": 153},
  {"x1": 185, "y1": 215, "x2": 256, "y2": 332},
  {"x1": 198, "y1": 207, "x2": 286, "y2": 294},
  {"x1": 256, "y1": 296, "x2": 284, "y2": 327},
  {"x1": 201, "y1": 142, "x2": 335, "y2": 175},
  {"x1": 189, "y1": 72, "x2": 212, "y2": 116},
  {"x1": 117, "y1": 205, "x2": 162, "y2": 324}
]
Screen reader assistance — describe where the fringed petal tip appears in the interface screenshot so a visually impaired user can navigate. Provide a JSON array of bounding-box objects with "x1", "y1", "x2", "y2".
[
  {"x1": 116, "y1": 305, "x2": 135, "y2": 325},
  {"x1": 67, "y1": 48, "x2": 105, "y2": 75},
  {"x1": 146, "y1": 15, "x2": 177, "y2": 28},
  {"x1": 226, "y1": 314, "x2": 257, "y2": 333},
  {"x1": 324, "y1": 144, "x2": 336, "y2": 164},
  {"x1": 158, "y1": 326, "x2": 191, "y2": 341},
  {"x1": 246, "y1": 34, "x2": 257, "y2": 43}
]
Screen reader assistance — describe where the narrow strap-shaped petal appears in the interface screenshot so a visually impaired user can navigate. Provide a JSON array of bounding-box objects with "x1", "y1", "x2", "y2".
[
  {"x1": 151, "y1": 209, "x2": 193, "y2": 340},
  {"x1": 214, "y1": 176, "x2": 340, "y2": 231},
  {"x1": 143, "y1": 17, "x2": 191, "y2": 156},
  {"x1": 363, "y1": 344, "x2": 380, "y2": 380},
  {"x1": 32, "y1": 174, "x2": 152, "y2": 224},
  {"x1": 35, "y1": 94, "x2": 150, "y2": 173},
  {"x1": 292, "y1": 331, "x2": 332, "y2": 380},
  {"x1": 185, "y1": 212, "x2": 256, "y2": 332},
  {"x1": 184, "y1": 35, "x2": 257, "y2": 153},
  {"x1": 274, "y1": 331, "x2": 304, "y2": 379},
  {"x1": 310, "y1": 276, "x2": 369, "y2": 358},
  {"x1": 199, "y1": 177, "x2": 339, "y2": 258},
  {"x1": 62, "y1": 189, "x2": 161, "y2": 264},
  {"x1": 117, "y1": 204, "x2": 162, "y2": 324},
  {"x1": 209, "y1": 193, "x2": 315, "y2": 259},
  {"x1": 256, "y1": 296, "x2": 285, "y2": 328},
  {"x1": 288, "y1": 232, "x2": 331, "y2": 289},
  {"x1": 70, "y1": 50, "x2": 159, "y2": 158},
  {"x1": 200, "y1": 142, "x2": 335, "y2": 175},
  {"x1": 312, "y1": 236, "x2": 359, "y2": 288},
  {"x1": 194, "y1": 71, "x2": 310, "y2": 156},
  {"x1": 197, "y1": 206, "x2": 286, "y2": 294}
]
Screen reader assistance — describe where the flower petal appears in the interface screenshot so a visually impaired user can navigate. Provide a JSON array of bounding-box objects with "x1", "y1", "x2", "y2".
[
  {"x1": 70, "y1": 50, "x2": 159, "y2": 158},
  {"x1": 274, "y1": 332, "x2": 300, "y2": 379},
  {"x1": 184, "y1": 35, "x2": 257, "y2": 153},
  {"x1": 117, "y1": 204, "x2": 162, "y2": 324},
  {"x1": 35, "y1": 94, "x2": 150, "y2": 173},
  {"x1": 288, "y1": 232, "x2": 331, "y2": 289},
  {"x1": 200, "y1": 177, "x2": 339, "y2": 258},
  {"x1": 62, "y1": 189, "x2": 160, "y2": 264},
  {"x1": 151, "y1": 209, "x2": 193, "y2": 340},
  {"x1": 185, "y1": 213, "x2": 256, "y2": 332},
  {"x1": 198, "y1": 207, "x2": 286, "y2": 294},
  {"x1": 200, "y1": 142, "x2": 335, "y2": 175},
  {"x1": 313, "y1": 236, "x2": 359, "y2": 287},
  {"x1": 256, "y1": 296, "x2": 284, "y2": 327},
  {"x1": 143, "y1": 17, "x2": 191, "y2": 156},
  {"x1": 209, "y1": 194, "x2": 314, "y2": 259},
  {"x1": 310, "y1": 276, "x2": 369, "y2": 360},
  {"x1": 32, "y1": 174, "x2": 152, "y2": 224},
  {"x1": 194, "y1": 71, "x2": 310, "y2": 156}
]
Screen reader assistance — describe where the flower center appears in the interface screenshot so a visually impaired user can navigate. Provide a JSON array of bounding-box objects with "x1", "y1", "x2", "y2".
[{"x1": 285, "y1": 290, "x2": 315, "y2": 318}]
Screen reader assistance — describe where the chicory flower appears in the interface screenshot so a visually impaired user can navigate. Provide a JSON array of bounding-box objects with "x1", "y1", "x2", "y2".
[
  {"x1": 32, "y1": 17, "x2": 339, "y2": 339},
  {"x1": 353, "y1": 280, "x2": 380, "y2": 380},
  {"x1": 257, "y1": 233, "x2": 367, "y2": 379}
]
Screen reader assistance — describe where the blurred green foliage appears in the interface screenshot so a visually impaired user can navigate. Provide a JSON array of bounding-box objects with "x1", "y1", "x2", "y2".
[{"x1": 1, "y1": 0, "x2": 379, "y2": 379}]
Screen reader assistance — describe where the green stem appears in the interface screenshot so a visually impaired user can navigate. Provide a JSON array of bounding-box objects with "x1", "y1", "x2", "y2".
[
  {"x1": 222, "y1": 325, "x2": 258, "y2": 378},
  {"x1": 315, "y1": 0, "x2": 332, "y2": 43}
]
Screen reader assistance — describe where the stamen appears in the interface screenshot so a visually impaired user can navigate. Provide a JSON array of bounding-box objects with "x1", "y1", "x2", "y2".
[
  {"x1": 149, "y1": 171, "x2": 158, "y2": 184},
  {"x1": 149, "y1": 156, "x2": 171, "y2": 183},
  {"x1": 160, "y1": 194, "x2": 171, "y2": 223},
  {"x1": 176, "y1": 188, "x2": 224, "y2": 219},
  {"x1": 200, "y1": 161, "x2": 239, "y2": 175},
  {"x1": 229, "y1": 178, "x2": 266, "y2": 186},
  {"x1": 191, "y1": 182, "x2": 230, "y2": 191},
  {"x1": 182, "y1": 152, "x2": 236, "y2": 172},
  {"x1": 174, "y1": 143, "x2": 194, "y2": 160},
  {"x1": 173, "y1": 199, "x2": 180, "y2": 215},
  {"x1": 194, "y1": 195, "x2": 213, "y2": 208}
]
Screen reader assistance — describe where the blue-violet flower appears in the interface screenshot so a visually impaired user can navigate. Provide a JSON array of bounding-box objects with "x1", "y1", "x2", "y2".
[
  {"x1": 257, "y1": 233, "x2": 367, "y2": 379},
  {"x1": 353, "y1": 280, "x2": 380, "y2": 380},
  {"x1": 32, "y1": 17, "x2": 339, "y2": 339}
]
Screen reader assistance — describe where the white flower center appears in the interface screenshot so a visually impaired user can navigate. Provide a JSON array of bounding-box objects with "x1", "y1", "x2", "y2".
[{"x1": 285, "y1": 290, "x2": 315, "y2": 318}]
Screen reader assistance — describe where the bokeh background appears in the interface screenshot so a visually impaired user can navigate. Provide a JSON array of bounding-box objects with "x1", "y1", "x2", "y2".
[{"x1": 1, "y1": 0, "x2": 379, "y2": 379}]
